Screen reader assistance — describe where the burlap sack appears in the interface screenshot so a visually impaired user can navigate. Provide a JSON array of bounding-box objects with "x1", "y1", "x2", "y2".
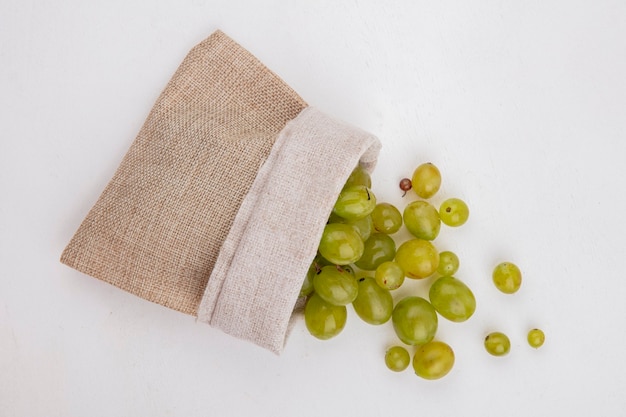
[{"x1": 61, "y1": 30, "x2": 380, "y2": 353}]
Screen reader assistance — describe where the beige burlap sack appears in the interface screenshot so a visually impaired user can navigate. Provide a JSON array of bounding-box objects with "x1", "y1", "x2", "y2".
[{"x1": 61, "y1": 30, "x2": 380, "y2": 353}]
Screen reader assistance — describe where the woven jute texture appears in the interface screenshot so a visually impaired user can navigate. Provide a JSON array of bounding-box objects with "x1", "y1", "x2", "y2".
[{"x1": 61, "y1": 30, "x2": 307, "y2": 315}]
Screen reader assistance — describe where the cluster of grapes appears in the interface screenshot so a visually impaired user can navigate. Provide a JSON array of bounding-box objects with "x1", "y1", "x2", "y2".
[{"x1": 300, "y1": 162, "x2": 544, "y2": 379}]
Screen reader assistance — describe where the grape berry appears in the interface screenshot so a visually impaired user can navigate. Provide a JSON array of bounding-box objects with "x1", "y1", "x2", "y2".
[{"x1": 399, "y1": 178, "x2": 412, "y2": 196}]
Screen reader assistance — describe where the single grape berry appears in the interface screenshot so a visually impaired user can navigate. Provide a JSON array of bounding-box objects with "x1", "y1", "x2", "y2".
[
  {"x1": 399, "y1": 178, "x2": 412, "y2": 196},
  {"x1": 304, "y1": 293, "x2": 347, "y2": 340},
  {"x1": 352, "y1": 277, "x2": 393, "y2": 325},
  {"x1": 392, "y1": 296, "x2": 438, "y2": 345},
  {"x1": 395, "y1": 239, "x2": 439, "y2": 279},
  {"x1": 385, "y1": 346, "x2": 411, "y2": 372},
  {"x1": 371, "y1": 203, "x2": 402, "y2": 234},
  {"x1": 412, "y1": 341, "x2": 455, "y2": 380},
  {"x1": 411, "y1": 163, "x2": 441, "y2": 199},
  {"x1": 333, "y1": 185, "x2": 377, "y2": 221},
  {"x1": 375, "y1": 261, "x2": 405, "y2": 290},
  {"x1": 484, "y1": 332, "x2": 511, "y2": 356},
  {"x1": 428, "y1": 276, "x2": 476, "y2": 322},
  {"x1": 313, "y1": 265, "x2": 358, "y2": 306},
  {"x1": 437, "y1": 251, "x2": 460, "y2": 276},
  {"x1": 439, "y1": 198, "x2": 470, "y2": 227},
  {"x1": 403, "y1": 200, "x2": 441, "y2": 241},
  {"x1": 318, "y1": 223, "x2": 364, "y2": 265},
  {"x1": 527, "y1": 328, "x2": 545, "y2": 348},
  {"x1": 492, "y1": 262, "x2": 522, "y2": 294}
]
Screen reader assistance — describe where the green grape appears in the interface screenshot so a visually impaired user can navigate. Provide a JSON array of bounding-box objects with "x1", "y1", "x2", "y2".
[
  {"x1": 328, "y1": 212, "x2": 373, "y2": 242},
  {"x1": 371, "y1": 203, "x2": 402, "y2": 234},
  {"x1": 355, "y1": 233, "x2": 396, "y2": 271},
  {"x1": 439, "y1": 198, "x2": 469, "y2": 227},
  {"x1": 437, "y1": 251, "x2": 459, "y2": 276},
  {"x1": 374, "y1": 261, "x2": 405, "y2": 290},
  {"x1": 304, "y1": 293, "x2": 347, "y2": 340},
  {"x1": 333, "y1": 185, "x2": 377, "y2": 220},
  {"x1": 318, "y1": 223, "x2": 364, "y2": 265},
  {"x1": 299, "y1": 262, "x2": 316, "y2": 297},
  {"x1": 527, "y1": 328, "x2": 545, "y2": 348},
  {"x1": 492, "y1": 262, "x2": 522, "y2": 294},
  {"x1": 352, "y1": 277, "x2": 393, "y2": 325},
  {"x1": 403, "y1": 200, "x2": 441, "y2": 241},
  {"x1": 411, "y1": 162, "x2": 441, "y2": 199},
  {"x1": 385, "y1": 346, "x2": 410, "y2": 372},
  {"x1": 428, "y1": 276, "x2": 476, "y2": 322},
  {"x1": 412, "y1": 341, "x2": 455, "y2": 380},
  {"x1": 343, "y1": 165, "x2": 372, "y2": 189},
  {"x1": 392, "y1": 296, "x2": 438, "y2": 345},
  {"x1": 484, "y1": 332, "x2": 511, "y2": 356},
  {"x1": 313, "y1": 265, "x2": 358, "y2": 306},
  {"x1": 395, "y1": 239, "x2": 439, "y2": 279}
]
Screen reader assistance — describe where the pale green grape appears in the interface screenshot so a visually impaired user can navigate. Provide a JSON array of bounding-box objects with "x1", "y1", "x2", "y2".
[
  {"x1": 439, "y1": 198, "x2": 469, "y2": 227},
  {"x1": 492, "y1": 262, "x2": 522, "y2": 294},
  {"x1": 318, "y1": 223, "x2": 364, "y2": 265},
  {"x1": 304, "y1": 293, "x2": 347, "y2": 340},
  {"x1": 385, "y1": 346, "x2": 410, "y2": 372},
  {"x1": 371, "y1": 203, "x2": 402, "y2": 234},
  {"x1": 392, "y1": 296, "x2": 438, "y2": 345},
  {"x1": 355, "y1": 233, "x2": 396, "y2": 271},
  {"x1": 437, "y1": 251, "x2": 459, "y2": 276},
  {"x1": 411, "y1": 162, "x2": 441, "y2": 199},
  {"x1": 313, "y1": 265, "x2": 358, "y2": 306},
  {"x1": 412, "y1": 341, "x2": 455, "y2": 380},
  {"x1": 299, "y1": 262, "x2": 316, "y2": 297},
  {"x1": 484, "y1": 332, "x2": 511, "y2": 356},
  {"x1": 343, "y1": 165, "x2": 372, "y2": 189},
  {"x1": 374, "y1": 261, "x2": 405, "y2": 290},
  {"x1": 333, "y1": 185, "x2": 377, "y2": 220},
  {"x1": 527, "y1": 328, "x2": 545, "y2": 348},
  {"x1": 428, "y1": 276, "x2": 476, "y2": 322},
  {"x1": 395, "y1": 239, "x2": 439, "y2": 279},
  {"x1": 352, "y1": 277, "x2": 393, "y2": 325},
  {"x1": 403, "y1": 200, "x2": 441, "y2": 241}
]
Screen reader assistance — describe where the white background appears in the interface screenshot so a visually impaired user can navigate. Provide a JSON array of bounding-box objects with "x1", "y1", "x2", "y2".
[{"x1": 2, "y1": 1, "x2": 626, "y2": 416}]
